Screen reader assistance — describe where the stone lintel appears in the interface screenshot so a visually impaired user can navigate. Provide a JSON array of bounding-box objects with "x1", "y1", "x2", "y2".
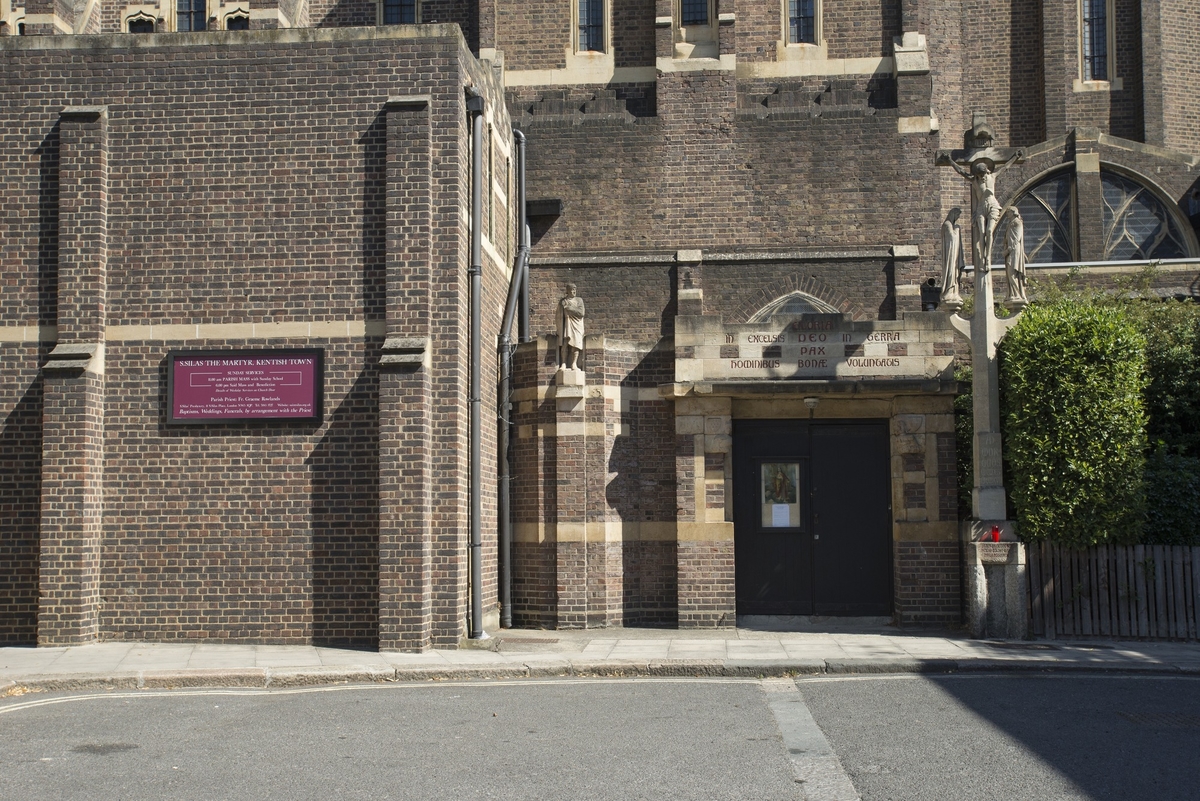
[
  {"x1": 384, "y1": 95, "x2": 431, "y2": 110},
  {"x1": 660, "y1": 379, "x2": 959, "y2": 399},
  {"x1": 60, "y1": 105, "x2": 107, "y2": 121}
]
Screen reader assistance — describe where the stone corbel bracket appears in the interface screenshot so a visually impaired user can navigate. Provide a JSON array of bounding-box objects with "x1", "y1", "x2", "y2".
[
  {"x1": 379, "y1": 336, "x2": 428, "y2": 370},
  {"x1": 892, "y1": 32, "x2": 930, "y2": 75},
  {"x1": 43, "y1": 342, "x2": 101, "y2": 373}
]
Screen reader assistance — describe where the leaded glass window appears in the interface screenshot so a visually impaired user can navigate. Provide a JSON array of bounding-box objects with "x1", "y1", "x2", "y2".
[
  {"x1": 382, "y1": 0, "x2": 415, "y2": 25},
  {"x1": 1101, "y1": 171, "x2": 1189, "y2": 261},
  {"x1": 177, "y1": 0, "x2": 206, "y2": 31},
  {"x1": 997, "y1": 172, "x2": 1075, "y2": 264},
  {"x1": 1081, "y1": 0, "x2": 1108, "y2": 81},
  {"x1": 788, "y1": 0, "x2": 815, "y2": 44},
  {"x1": 680, "y1": 0, "x2": 708, "y2": 27},
  {"x1": 578, "y1": 0, "x2": 604, "y2": 51}
]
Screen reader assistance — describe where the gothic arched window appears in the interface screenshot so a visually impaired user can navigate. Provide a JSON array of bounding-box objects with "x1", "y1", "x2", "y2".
[
  {"x1": 998, "y1": 170, "x2": 1075, "y2": 264},
  {"x1": 1100, "y1": 170, "x2": 1190, "y2": 261}
]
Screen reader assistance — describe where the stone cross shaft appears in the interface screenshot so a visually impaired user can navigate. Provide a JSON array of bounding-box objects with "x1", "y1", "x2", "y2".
[{"x1": 937, "y1": 116, "x2": 1023, "y2": 524}]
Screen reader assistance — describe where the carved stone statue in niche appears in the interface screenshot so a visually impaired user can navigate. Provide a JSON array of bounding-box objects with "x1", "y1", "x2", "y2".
[
  {"x1": 557, "y1": 282, "x2": 585, "y2": 372},
  {"x1": 939, "y1": 208, "x2": 966, "y2": 311},
  {"x1": 1003, "y1": 207, "x2": 1028, "y2": 307}
]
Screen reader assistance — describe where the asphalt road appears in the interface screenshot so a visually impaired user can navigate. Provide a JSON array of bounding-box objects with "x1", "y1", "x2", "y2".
[
  {"x1": 1, "y1": 674, "x2": 1197, "y2": 800},
  {"x1": 800, "y1": 673, "x2": 1200, "y2": 801}
]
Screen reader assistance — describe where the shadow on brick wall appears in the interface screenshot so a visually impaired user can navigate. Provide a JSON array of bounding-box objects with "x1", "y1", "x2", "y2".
[
  {"x1": 38, "y1": 125, "x2": 59, "y2": 328},
  {"x1": 608, "y1": 346, "x2": 678, "y2": 626},
  {"x1": 0, "y1": 374, "x2": 44, "y2": 644},
  {"x1": 359, "y1": 112, "x2": 387, "y2": 325},
  {"x1": 307, "y1": 368, "x2": 380, "y2": 648}
]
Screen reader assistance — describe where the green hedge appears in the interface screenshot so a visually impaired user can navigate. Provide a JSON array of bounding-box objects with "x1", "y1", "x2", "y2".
[
  {"x1": 1000, "y1": 301, "x2": 1148, "y2": 547},
  {"x1": 1143, "y1": 451, "x2": 1200, "y2": 545},
  {"x1": 1121, "y1": 301, "x2": 1200, "y2": 458}
]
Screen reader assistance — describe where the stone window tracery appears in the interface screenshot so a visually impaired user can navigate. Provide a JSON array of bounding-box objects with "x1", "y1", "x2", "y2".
[
  {"x1": 997, "y1": 171, "x2": 1075, "y2": 265},
  {"x1": 1101, "y1": 171, "x2": 1189, "y2": 261},
  {"x1": 126, "y1": 13, "x2": 154, "y2": 31}
]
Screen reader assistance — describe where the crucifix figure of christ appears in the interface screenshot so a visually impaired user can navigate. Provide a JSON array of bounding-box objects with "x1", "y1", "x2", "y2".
[{"x1": 937, "y1": 129, "x2": 1023, "y2": 273}]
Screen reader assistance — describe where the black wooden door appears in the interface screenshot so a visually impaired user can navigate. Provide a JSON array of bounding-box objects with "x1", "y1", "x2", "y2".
[
  {"x1": 733, "y1": 419, "x2": 892, "y2": 616},
  {"x1": 810, "y1": 422, "x2": 892, "y2": 615},
  {"x1": 733, "y1": 421, "x2": 813, "y2": 615}
]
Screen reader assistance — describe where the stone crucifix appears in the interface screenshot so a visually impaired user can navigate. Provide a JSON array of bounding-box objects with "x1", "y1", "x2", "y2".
[
  {"x1": 937, "y1": 113, "x2": 1030, "y2": 638},
  {"x1": 935, "y1": 113, "x2": 1024, "y2": 526}
]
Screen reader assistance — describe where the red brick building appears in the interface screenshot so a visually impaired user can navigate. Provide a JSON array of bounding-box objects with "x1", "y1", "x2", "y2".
[{"x1": 2, "y1": 1, "x2": 1198, "y2": 648}]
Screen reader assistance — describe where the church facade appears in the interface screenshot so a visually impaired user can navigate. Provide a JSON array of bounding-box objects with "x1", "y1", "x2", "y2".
[{"x1": 1, "y1": 1, "x2": 1197, "y2": 648}]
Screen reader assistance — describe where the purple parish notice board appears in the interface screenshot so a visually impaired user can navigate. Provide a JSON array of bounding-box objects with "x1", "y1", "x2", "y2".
[{"x1": 167, "y1": 350, "x2": 323, "y2": 423}]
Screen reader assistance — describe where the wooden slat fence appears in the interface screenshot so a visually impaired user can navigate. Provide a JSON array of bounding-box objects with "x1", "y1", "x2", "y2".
[{"x1": 1027, "y1": 543, "x2": 1200, "y2": 640}]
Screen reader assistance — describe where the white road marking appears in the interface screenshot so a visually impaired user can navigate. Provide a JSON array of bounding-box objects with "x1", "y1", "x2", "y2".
[{"x1": 762, "y1": 678, "x2": 861, "y2": 801}]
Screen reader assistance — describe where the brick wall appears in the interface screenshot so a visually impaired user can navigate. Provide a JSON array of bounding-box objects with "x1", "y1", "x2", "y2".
[
  {"x1": 824, "y1": 0, "x2": 901, "y2": 60},
  {"x1": 895, "y1": 541, "x2": 961, "y2": 624},
  {"x1": 612, "y1": 0, "x2": 655, "y2": 68},
  {"x1": 508, "y1": 337, "x2": 679, "y2": 627},
  {"x1": 1153, "y1": 0, "x2": 1200, "y2": 153},
  {"x1": 496, "y1": 0, "x2": 569, "y2": 71},
  {"x1": 958, "y1": 0, "x2": 1045, "y2": 148},
  {"x1": 0, "y1": 348, "x2": 42, "y2": 643},
  {"x1": 517, "y1": 87, "x2": 941, "y2": 298},
  {"x1": 0, "y1": 27, "x2": 514, "y2": 647}
]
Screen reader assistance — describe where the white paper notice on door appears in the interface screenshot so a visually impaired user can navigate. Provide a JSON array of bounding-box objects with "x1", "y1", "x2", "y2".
[{"x1": 771, "y1": 504, "x2": 790, "y2": 528}]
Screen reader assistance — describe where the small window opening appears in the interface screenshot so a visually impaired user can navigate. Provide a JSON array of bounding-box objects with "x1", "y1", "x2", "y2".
[
  {"x1": 680, "y1": 0, "x2": 708, "y2": 26},
  {"x1": 578, "y1": 0, "x2": 603, "y2": 51},
  {"x1": 128, "y1": 18, "x2": 154, "y2": 32},
  {"x1": 226, "y1": 14, "x2": 248, "y2": 29},
  {"x1": 177, "y1": 0, "x2": 206, "y2": 30},
  {"x1": 788, "y1": 0, "x2": 815, "y2": 44},
  {"x1": 382, "y1": 0, "x2": 415, "y2": 24},
  {"x1": 1081, "y1": 0, "x2": 1108, "y2": 81}
]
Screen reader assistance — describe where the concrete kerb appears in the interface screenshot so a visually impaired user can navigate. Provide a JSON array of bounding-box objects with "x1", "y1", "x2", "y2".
[{"x1": 3, "y1": 657, "x2": 1199, "y2": 694}]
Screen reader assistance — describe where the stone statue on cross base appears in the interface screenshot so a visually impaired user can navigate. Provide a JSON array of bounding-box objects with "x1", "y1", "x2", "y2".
[
  {"x1": 1003, "y1": 207, "x2": 1029, "y2": 307},
  {"x1": 939, "y1": 208, "x2": 966, "y2": 312}
]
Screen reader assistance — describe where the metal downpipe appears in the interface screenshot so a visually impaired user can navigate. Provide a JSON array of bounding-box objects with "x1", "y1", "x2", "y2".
[{"x1": 467, "y1": 89, "x2": 486, "y2": 640}]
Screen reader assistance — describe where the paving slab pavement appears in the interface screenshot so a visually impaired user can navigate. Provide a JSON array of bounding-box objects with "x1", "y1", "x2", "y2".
[{"x1": 2, "y1": 628, "x2": 1199, "y2": 693}]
